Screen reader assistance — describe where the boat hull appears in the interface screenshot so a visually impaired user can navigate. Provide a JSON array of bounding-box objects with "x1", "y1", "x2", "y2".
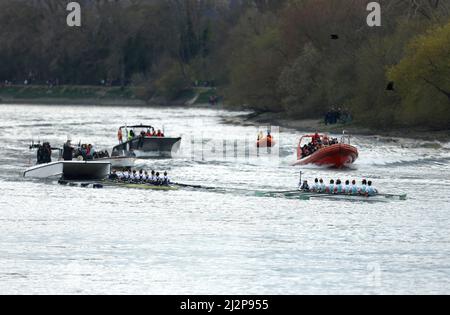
[
  {"x1": 112, "y1": 137, "x2": 181, "y2": 159},
  {"x1": 24, "y1": 161, "x2": 111, "y2": 180},
  {"x1": 294, "y1": 144, "x2": 358, "y2": 168},
  {"x1": 104, "y1": 181, "x2": 179, "y2": 191}
]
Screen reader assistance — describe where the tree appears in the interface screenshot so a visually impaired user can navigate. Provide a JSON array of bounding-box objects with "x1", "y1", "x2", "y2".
[{"x1": 388, "y1": 21, "x2": 450, "y2": 127}]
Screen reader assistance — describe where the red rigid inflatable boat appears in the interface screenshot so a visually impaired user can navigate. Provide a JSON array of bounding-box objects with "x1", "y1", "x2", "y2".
[{"x1": 294, "y1": 134, "x2": 359, "y2": 168}]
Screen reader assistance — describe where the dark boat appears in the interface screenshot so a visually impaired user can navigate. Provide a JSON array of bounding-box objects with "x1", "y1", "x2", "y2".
[{"x1": 112, "y1": 125, "x2": 182, "y2": 159}]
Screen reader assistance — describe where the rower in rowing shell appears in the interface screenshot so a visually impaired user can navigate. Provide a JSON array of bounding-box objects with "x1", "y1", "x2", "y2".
[
  {"x1": 319, "y1": 179, "x2": 326, "y2": 193},
  {"x1": 335, "y1": 179, "x2": 343, "y2": 194},
  {"x1": 366, "y1": 181, "x2": 378, "y2": 197},
  {"x1": 359, "y1": 179, "x2": 368, "y2": 195},
  {"x1": 327, "y1": 180, "x2": 335, "y2": 194},
  {"x1": 150, "y1": 170, "x2": 157, "y2": 183},
  {"x1": 300, "y1": 180, "x2": 310, "y2": 191},
  {"x1": 350, "y1": 180, "x2": 358, "y2": 195},
  {"x1": 131, "y1": 170, "x2": 138, "y2": 182},
  {"x1": 311, "y1": 178, "x2": 320, "y2": 192},
  {"x1": 155, "y1": 172, "x2": 162, "y2": 185},
  {"x1": 344, "y1": 180, "x2": 351, "y2": 194},
  {"x1": 163, "y1": 172, "x2": 171, "y2": 185}
]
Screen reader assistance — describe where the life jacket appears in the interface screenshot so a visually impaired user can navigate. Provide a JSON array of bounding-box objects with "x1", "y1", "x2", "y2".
[{"x1": 335, "y1": 184, "x2": 343, "y2": 194}]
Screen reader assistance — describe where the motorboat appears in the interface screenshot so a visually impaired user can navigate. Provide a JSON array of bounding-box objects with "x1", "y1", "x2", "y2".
[
  {"x1": 24, "y1": 141, "x2": 111, "y2": 180},
  {"x1": 24, "y1": 160, "x2": 111, "y2": 180},
  {"x1": 112, "y1": 124, "x2": 181, "y2": 158},
  {"x1": 294, "y1": 134, "x2": 358, "y2": 168}
]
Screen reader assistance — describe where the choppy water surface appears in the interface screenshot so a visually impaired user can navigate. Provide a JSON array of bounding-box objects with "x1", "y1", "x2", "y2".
[{"x1": 0, "y1": 104, "x2": 449, "y2": 294}]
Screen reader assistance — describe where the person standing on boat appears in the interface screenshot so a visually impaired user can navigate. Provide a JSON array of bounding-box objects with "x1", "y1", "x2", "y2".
[
  {"x1": 138, "y1": 131, "x2": 145, "y2": 149},
  {"x1": 118, "y1": 128, "x2": 123, "y2": 144},
  {"x1": 63, "y1": 140, "x2": 74, "y2": 161},
  {"x1": 128, "y1": 130, "x2": 135, "y2": 141}
]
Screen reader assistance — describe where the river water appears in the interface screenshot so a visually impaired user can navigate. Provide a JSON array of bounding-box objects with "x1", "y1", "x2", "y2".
[{"x1": 0, "y1": 104, "x2": 449, "y2": 294}]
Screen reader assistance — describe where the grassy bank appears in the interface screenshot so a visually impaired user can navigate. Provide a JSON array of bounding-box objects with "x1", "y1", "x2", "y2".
[
  {"x1": 0, "y1": 85, "x2": 150, "y2": 105},
  {"x1": 0, "y1": 85, "x2": 215, "y2": 107}
]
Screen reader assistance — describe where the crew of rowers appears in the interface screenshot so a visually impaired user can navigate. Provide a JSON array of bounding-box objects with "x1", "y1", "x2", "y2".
[
  {"x1": 301, "y1": 133, "x2": 339, "y2": 159},
  {"x1": 109, "y1": 169, "x2": 171, "y2": 186},
  {"x1": 300, "y1": 178, "x2": 378, "y2": 197},
  {"x1": 118, "y1": 127, "x2": 165, "y2": 143}
]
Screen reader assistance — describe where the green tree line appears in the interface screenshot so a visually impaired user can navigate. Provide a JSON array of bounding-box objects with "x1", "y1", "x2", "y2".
[{"x1": 0, "y1": 0, "x2": 449, "y2": 129}]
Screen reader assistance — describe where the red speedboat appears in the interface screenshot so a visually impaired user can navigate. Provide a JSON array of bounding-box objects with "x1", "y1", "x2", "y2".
[{"x1": 294, "y1": 134, "x2": 358, "y2": 168}]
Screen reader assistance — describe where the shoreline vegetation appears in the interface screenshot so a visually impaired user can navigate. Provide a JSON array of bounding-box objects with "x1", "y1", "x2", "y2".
[
  {"x1": 1, "y1": 1, "x2": 449, "y2": 140},
  {"x1": 1, "y1": 84, "x2": 448, "y2": 142}
]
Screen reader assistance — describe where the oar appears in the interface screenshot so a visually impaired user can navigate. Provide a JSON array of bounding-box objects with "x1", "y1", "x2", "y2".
[
  {"x1": 378, "y1": 193, "x2": 408, "y2": 200},
  {"x1": 173, "y1": 182, "x2": 216, "y2": 190}
]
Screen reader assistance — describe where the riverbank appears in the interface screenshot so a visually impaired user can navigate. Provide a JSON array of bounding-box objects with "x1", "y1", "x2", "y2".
[
  {"x1": 0, "y1": 85, "x2": 148, "y2": 106},
  {"x1": 2, "y1": 85, "x2": 448, "y2": 142},
  {"x1": 222, "y1": 111, "x2": 450, "y2": 143},
  {"x1": 0, "y1": 85, "x2": 218, "y2": 107}
]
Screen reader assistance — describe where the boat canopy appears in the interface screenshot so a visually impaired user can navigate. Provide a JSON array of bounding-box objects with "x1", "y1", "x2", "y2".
[{"x1": 119, "y1": 124, "x2": 154, "y2": 130}]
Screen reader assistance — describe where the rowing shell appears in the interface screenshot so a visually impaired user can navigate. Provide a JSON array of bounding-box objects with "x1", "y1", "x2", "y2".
[
  {"x1": 104, "y1": 181, "x2": 179, "y2": 191},
  {"x1": 257, "y1": 190, "x2": 407, "y2": 201}
]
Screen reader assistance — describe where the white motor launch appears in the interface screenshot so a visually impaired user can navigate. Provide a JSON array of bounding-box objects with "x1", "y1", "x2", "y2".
[{"x1": 24, "y1": 161, "x2": 111, "y2": 180}]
